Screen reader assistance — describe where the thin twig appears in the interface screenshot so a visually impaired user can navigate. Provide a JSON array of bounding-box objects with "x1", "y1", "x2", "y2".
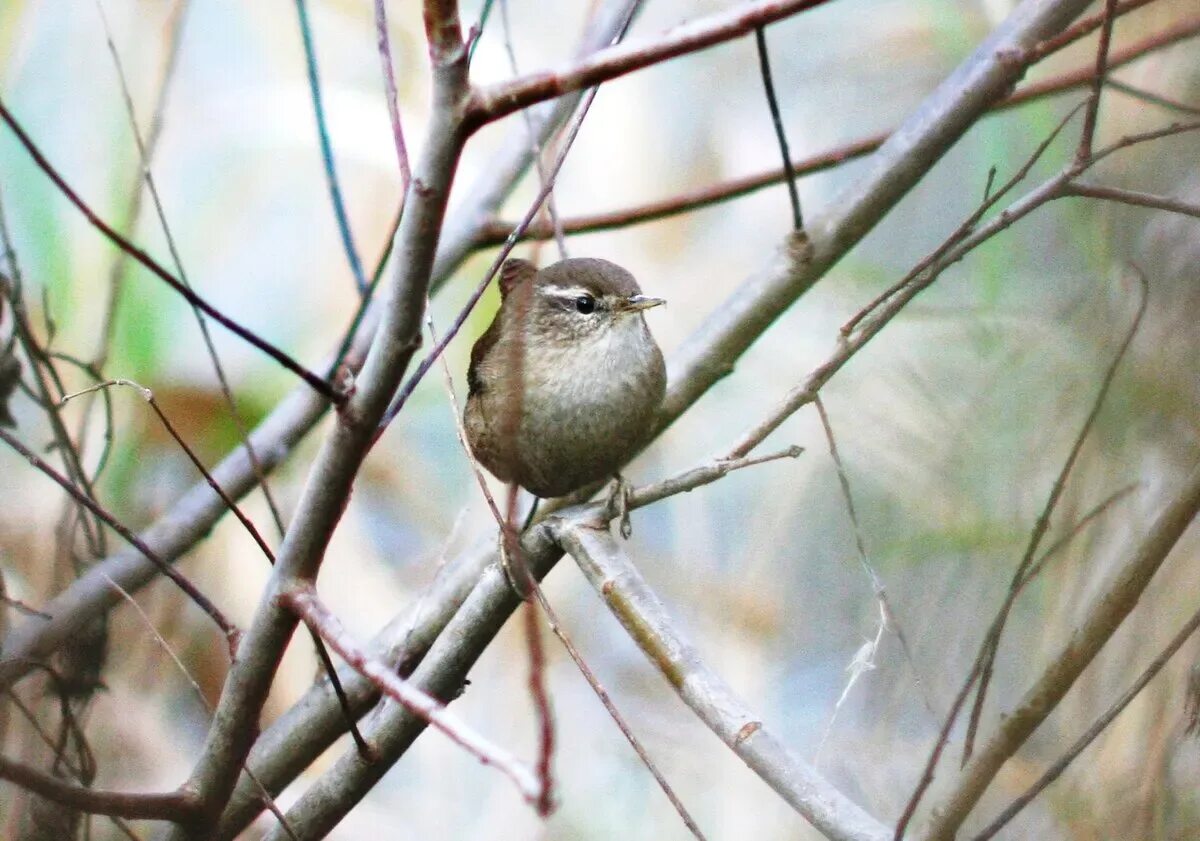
[
  {"x1": 1076, "y1": 0, "x2": 1119, "y2": 162},
  {"x1": 1107, "y1": 78, "x2": 1200, "y2": 117},
  {"x1": 813, "y1": 396, "x2": 937, "y2": 726},
  {"x1": 1016, "y1": 483, "x2": 1139, "y2": 592},
  {"x1": 0, "y1": 425, "x2": 239, "y2": 648},
  {"x1": 962, "y1": 269, "x2": 1149, "y2": 764},
  {"x1": 281, "y1": 584, "x2": 545, "y2": 807},
  {"x1": 499, "y1": 0, "x2": 569, "y2": 258},
  {"x1": 971, "y1": 598, "x2": 1200, "y2": 840},
  {"x1": 1062, "y1": 182, "x2": 1200, "y2": 218},
  {"x1": 59, "y1": 379, "x2": 276, "y2": 564},
  {"x1": 374, "y1": 0, "x2": 412, "y2": 188},
  {"x1": 91, "y1": 0, "x2": 191, "y2": 368},
  {"x1": 0, "y1": 99, "x2": 340, "y2": 403},
  {"x1": 754, "y1": 25, "x2": 802, "y2": 231},
  {"x1": 295, "y1": 0, "x2": 369, "y2": 295}
]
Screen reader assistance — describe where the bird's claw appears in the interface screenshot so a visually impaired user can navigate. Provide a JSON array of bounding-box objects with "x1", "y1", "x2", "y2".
[{"x1": 605, "y1": 474, "x2": 634, "y2": 539}]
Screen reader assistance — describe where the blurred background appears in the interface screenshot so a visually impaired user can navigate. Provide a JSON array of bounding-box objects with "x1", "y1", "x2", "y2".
[{"x1": 1, "y1": 0, "x2": 1198, "y2": 838}]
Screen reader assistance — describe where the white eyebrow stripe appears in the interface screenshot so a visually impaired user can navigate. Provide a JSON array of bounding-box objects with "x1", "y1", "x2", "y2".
[{"x1": 540, "y1": 286, "x2": 595, "y2": 300}]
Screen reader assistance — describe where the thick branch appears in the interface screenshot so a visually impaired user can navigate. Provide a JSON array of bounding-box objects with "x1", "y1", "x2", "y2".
[{"x1": 162, "y1": 33, "x2": 471, "y2": 839}]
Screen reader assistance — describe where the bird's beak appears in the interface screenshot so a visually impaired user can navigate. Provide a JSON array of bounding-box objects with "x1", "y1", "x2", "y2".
[{"x1": 621, "y1": 294, "x2": 666, "y2": 313}]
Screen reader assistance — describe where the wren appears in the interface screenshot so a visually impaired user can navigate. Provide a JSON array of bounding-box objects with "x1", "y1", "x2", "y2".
[{"x1": 464, "y1": 257, "x2": 666, "y2": 500}]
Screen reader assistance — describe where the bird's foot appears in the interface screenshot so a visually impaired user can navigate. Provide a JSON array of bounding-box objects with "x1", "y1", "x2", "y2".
[
  {"x1": 604, "y1": 474, "x2": 634, "y2": 539},
  {"x1": 498, "y1": 528, "x2": 534, "y2": 600}
]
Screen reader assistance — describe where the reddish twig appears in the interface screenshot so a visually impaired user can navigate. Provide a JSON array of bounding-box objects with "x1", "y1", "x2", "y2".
[
  {"x1": 374, "y1": 0, "x2": 412, "y2": 188},
  {"x1": 281, "y1": 584, "x2": 545, "y2": 807},
  {"x1": 478, "y1": 12, "x2": 1200, "y2": 245},
  {"x1": 467, "y1": 0, "x2": 836, "y2": 127}
]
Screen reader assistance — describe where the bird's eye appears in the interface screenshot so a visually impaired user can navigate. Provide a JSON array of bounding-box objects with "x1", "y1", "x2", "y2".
[{"x1": 574, "y1": 295, "x2": 596, "y2": 314}]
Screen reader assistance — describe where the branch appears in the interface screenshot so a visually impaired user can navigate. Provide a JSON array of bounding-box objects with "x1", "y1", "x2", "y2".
[
  {"x1": 0, "y1": 425, "x2": 238, "y2": 647},
  {"x1": 465, "y1": 0, "x2": 834, "y2": 128},
  {"x1": 0, "y1": 99, "x2": 340, "y2": 403},
  {"x1": 1062, "y1": 182, "x2": 1200, "y2": 217},
  {"x1": 163, "y1": 22, "x2": 471, "y2": 837},
  {"x1": 0, "y1": 754, "x2": 200, "y2": 822},
  {"x1": 554, "y1": 522, "x2": 890, "y2": 841},
  {"x1": 477, "y1": 10, "x2": 1200, "y2": 245},
  {"x1": 295, "y1": 0, "x2": 370, "y2": 295},
  {"x1": 918, "y1": 460, "x2": 1200, "y2": 841},
  {"x1": 281, "y1": 584, "x2": 543, "y2": 807}
]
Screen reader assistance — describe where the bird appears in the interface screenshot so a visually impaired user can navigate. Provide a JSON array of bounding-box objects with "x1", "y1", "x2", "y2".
[{"x1": 464, "y1": 256, "x2": 666, "y2": 501}]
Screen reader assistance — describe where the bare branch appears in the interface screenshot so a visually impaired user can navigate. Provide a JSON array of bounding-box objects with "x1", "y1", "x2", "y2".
[
  {"x1": 1062, "y1": 182, "x2": 1200, "y2": 217},
  {"x1": 0, "y1": 425, "x2": 238, "y2": 647},
  {"x1": 281, "y1": 585, "x2": 543, "y2": 806},
  {"x1": 0, "y1": 754, "x2": 200, "y2": 822},
  {"x1": 554, "y1": 522, "x2": 890, "y2": 841},
  {"x1": 295, "y1": 0, "x2": 369, "y2": 295},
  {"x1": 468, "y1": 0, "x2": 839, "y2": 128},
  {"x1": 374, "y1": 0, "x2": 412, "y2": 187}
]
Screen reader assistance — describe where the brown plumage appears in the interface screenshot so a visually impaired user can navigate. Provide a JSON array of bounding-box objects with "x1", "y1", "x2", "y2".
[{"x1": 464, "y1": 257, "x2": 666, "y2": 498}]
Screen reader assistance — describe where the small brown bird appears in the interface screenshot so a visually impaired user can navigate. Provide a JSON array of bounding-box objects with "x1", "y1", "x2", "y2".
[{"x1": 464, "y1": 257, "x2": 666, "y2": 499}]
